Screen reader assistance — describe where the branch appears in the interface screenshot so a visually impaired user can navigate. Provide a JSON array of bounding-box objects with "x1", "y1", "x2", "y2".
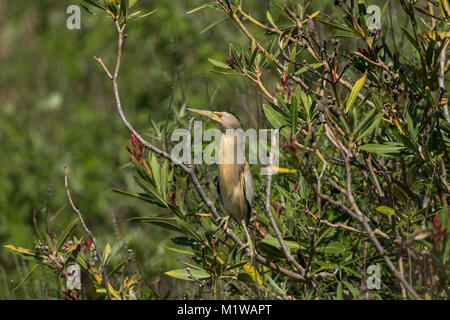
[
  {"x1": 265, "y1": 172, "x2": 306, "y2": 274},
  {"x1": 93, "y1": 18, "x2": 334, "y2": 282},
  {"x1": 226, "y1": 3, "x2": 375, "y2": 108},
  {"x1": 438, "y1": 39, "x2": 450, "y2": 122},
  {"x1": 400, "y1": 0, "x2": 428, "y2": 75},
  {"x1": 342, "y1": 144, "x2": 421, "y2": 299},
  {"x1": 64, "y1": 166, "x2": 112, "y2": 300}
]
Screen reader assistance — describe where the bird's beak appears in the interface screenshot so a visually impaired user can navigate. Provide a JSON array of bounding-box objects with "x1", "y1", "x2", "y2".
[{"x1": 187, "y1": 108, "x2": 221, "y2": 122}]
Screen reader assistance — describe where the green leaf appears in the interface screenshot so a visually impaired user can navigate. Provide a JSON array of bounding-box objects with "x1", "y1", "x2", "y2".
[
  {"x1": 248, "y1": 39, "x2": 258, "y2": 67},
  {"x1": 376, "y1": 206, "x2": 396, "y2": 215},
  {"x1": 165, "y1": 268, "x2": 210, "y2": 281},
  {"x1": 171, "y1": 237, "x2": 197, "y2": 247},
  {"x1": 112, "y1": 188, "x2": 161, "y2": 206},
  {"x1": 260, "y1": 235, "x2": 301, "y2": 251},
  {"x1": 359, "y1": 143, "x2": 405, "y2": 156},
  {"x1": 149, "y1": 154, "x2": 161, "y2": 192},
  {"x1": 290, "y1": 96, "x2": 298, "y2": 136},
  {"x1": 175, "y1": 217, "x2": 202, "y2": 242},
  {"x1": 266, "y1": 11, "x2": 277, "y2": 28},
  {"x1": 200, "y1": 16, "x2": 228, "y2": 34},
  {"x1": 120, "y1": 0, "x2": 128, "y2": 19},
  {"x1": 80, "y1": 5, "x2": 95, "y2": 14},
  {"x1": 406, "y1": 111, "x2": 418, "y2": 143},
  {"x1": 107, "y1": 259, "x2": 128, "y2": 278},
  {"x1": 14, "y1": 264, "x2": 40, "y2": 291},
  {"x1": 160, "y1": 160, "x2": 169, "y2": 200},
  {"x1": 82, "y1": 0, "x2": 106, "y2": 11},
  {"x1": 102, "y1": 243, "x2": 111, "y2": 266},
  {"x1": 298, "y1": 88, "x2": 311, "y2": 118},
  {"x1": 341, "y1": 266, "x2": 362, "y2": 279},
  {"x1": 264, "y1": 51, "x2": 281, "y2": 77},
  {"x1": 336, "y1": 282, "x2": 343, "y2": 300},
  {"x1": 55, "y1": 218, "x2": 79, "y2": 253},
  {"x1": 138, "y1": 8, "x2": 158, "y2": 19},
  {"x1": 208, "y1": 58, "x2": 231, "y2": 70},
  {"x1": 401, "y1": 27, "x2": 419, "y2": 50},
  {"x1": 294, "y1": 62, "x2": 323, "y2": 75},
  {"x1": 262, "y1": 104, "x2": 288, "y2": 129},
  {"x1": 414, "y1": 6, "x2": 448, "y2": 22},
  {"x1": 316, "y1": 18, "x2": 354, "y2": 33},
  {"x1": 342, "y1": 280, "x2": 359, "y2": 298},
  {"x1": 165, "y1": 247, "x2": 195, "y2": 256},
  {"x1": 354, "y1": 112, "x2": 383, "y2": 142},
  {"x1": 345, "y1": 71, "x2": 367, "y2": 113},
  {"x1": 129, "y1": 217, "x2": 184, "y2": 233},
  {"x1": 321, "y1": 241, "x2": 345, "y2": 255}
]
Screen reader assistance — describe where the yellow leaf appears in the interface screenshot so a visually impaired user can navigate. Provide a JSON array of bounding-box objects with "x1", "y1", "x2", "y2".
[
  {"x1": 67, "y1": 239, "x2": 82, "y2": 253},
  {"x1": 345, "y1": 70, "x2": 367, "y2": 113},
  {"x1": 108, "y1": 283, "x2": 122, "y2": 300},
  {"x1": 270, "y1": 166, "x2": 297, "y2": 174},
  {"x1": 437, "y1": 0, "x2": 450, "y2": 21},
  {"x1": 3, "y1": 245, "x2": 36, "y2": 256},
  {"x1": 192, "y1": 212, "x2": 212, "y2": 217},
  {"x1": 186, "y1": 5, "x2": 206, "y2": 14},
  {"x1": 102, "y1": 243, "x2": 111, "y2": 265},
  {"x1": 242, "y1": 262, "x2": 263, "y2": 286},
  {"x1": 124, "y1": 274, "x2": 137, "y2": 289},
  {"x1": 96, "y1": 285, "x2": 122, "y2": 300},
  {"x1": 423, "y1": 30, "x2": 450, "y2": 41},
  {"x1": 302, "y1": 10, "x2": 320, "y2": 23},
  {"x1": 89, "y1": 266, "x2": 103, "y2": 283}
]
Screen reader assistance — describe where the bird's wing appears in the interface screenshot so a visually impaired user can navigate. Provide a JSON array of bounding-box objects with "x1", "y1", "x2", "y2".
[
  {"x1": 242, "y1": 160, "x2": 253, "y2": 208},
  {"x1": 216, "y1": 175, "x2": 222, "y2": 205}
]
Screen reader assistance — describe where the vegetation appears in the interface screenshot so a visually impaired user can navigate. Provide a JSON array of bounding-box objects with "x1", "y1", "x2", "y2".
[{"x1": 1, "y1": 0, "x2": 449, "y2": 300}]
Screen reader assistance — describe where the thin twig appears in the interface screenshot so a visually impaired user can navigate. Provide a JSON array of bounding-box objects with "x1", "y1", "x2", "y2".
[
  {"x1": 93, "y1": 18, "x2": 334, "y2": 282},
  {"x1": 342, "y1": 144, "x2": 421, "y2": 299},
  {"x1": 265, "y1": 172, "x2": 306, "y2": 274},
  {"x1": 64, "y1": 166, "x2": 112, "y2": 300},
  {"x1": 438, "y1": 39, "x2": 449, "y2": 122}
]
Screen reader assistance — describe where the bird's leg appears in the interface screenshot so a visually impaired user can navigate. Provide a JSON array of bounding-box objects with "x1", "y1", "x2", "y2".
[
  {"x1": 216, "y1": 215, "x2": 230, "y2": 236},
  {"x1": 239, "y1": 220, "x2": 255, "y2": 265}
]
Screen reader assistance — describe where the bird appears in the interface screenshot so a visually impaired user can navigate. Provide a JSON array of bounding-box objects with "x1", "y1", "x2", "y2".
[{"x1": 187, "y1": 108, "x2": 254, "y2": 256}]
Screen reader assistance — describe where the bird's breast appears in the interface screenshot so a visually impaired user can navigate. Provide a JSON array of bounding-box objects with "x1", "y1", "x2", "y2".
[{"x1": 218, "y1": 134, "x2": 248, "y2": 221}]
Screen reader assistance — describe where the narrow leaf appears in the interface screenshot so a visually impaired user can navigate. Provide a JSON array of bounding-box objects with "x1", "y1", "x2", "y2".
[{"x1": 345, "y1": 71, "x2": 367, "y2": 113}]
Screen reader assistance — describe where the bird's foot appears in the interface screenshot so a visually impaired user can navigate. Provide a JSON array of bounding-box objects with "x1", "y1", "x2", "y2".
[
  {"x1": 239, "y1": 221, "x2": 255, "y2": 264},
  {"x1": 216, "y1": 215, "x2": 230, "y2": 235}
]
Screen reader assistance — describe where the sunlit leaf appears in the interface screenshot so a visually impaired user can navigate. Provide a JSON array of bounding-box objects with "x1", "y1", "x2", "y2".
[
  {"x1": 165, "y1": 268, "x2": 210, "y2": 281},
  {"x1": 345, "y1": 71, "x2": 367, "y2": 113},
  {"x1": 242, "y1": 262, "x2": 262, "y2": 286}
]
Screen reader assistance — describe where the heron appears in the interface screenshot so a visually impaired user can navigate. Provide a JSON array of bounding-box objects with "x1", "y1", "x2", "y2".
[{"x1": 187, "y1": 108, "x2": 254, "y2": 258}]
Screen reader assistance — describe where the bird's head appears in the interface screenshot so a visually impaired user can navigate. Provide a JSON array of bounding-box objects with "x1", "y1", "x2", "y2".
[{"x1": 187, "y1": 108, "x2": 243, "y2": 131}]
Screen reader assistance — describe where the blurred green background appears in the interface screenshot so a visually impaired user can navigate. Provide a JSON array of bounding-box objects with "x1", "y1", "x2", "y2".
[{"x1": 0, "y1": 0, "x2": 359, "y2": 299}]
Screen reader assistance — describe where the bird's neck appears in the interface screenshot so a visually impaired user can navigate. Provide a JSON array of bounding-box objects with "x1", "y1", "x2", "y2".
[{"x1": 220, "y1": 133, "x2": 246, "y2": 166}]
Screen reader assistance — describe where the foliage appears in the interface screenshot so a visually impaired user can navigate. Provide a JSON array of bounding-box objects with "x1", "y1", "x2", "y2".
[
  {"x1": 0, "y1": 0, "x2": 246, "y2": 299},
  {"x1": 2, "y1": 0, "x2": 449, "y2": 300}
]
